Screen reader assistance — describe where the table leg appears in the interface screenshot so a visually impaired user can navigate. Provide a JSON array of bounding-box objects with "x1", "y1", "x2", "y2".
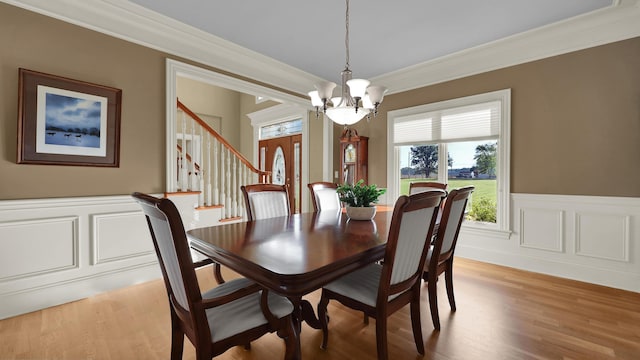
[{"x1": 289, "y1": 297, "x2": 322, "y2": 330}]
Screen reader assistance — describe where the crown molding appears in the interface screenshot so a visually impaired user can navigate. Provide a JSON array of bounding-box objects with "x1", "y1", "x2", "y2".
[
  {"x1": 375, "y1": 0, "x2": 640, "y2": 94},
  {"x1": 247, "y1": 103, "x2": 307, "y2": 127},
  {"x1": 1, "y1": 0, "x2": 321, "y2": 96},
  {"x1": 3, "y1": 0, "x2": 639, "y2": 97}
]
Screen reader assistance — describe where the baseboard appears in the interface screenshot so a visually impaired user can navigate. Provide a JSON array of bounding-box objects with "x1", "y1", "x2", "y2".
[
  {"x1": 455, "y1": 245, "x2": 640, "y2": 293},
  {"x1": 1, "y1": 261, "x2": 161, "y2": 320}
]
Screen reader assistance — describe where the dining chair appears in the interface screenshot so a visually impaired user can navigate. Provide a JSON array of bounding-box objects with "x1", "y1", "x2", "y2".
[
  {"x1": 317, "y1": 190, "x2": 446, "y2": 360},
  {"x1": 410, "y1": 181, "x2": 448, "y2": 237},
  {"x1": 409, "y1": 181, "x2": 447, "y2": 195},
  {"x1": 307, "y1": 182, "x2": 341, "y2": 212},
  {"x1": 190, "y1": 250, "x2": 226, "y2": 285},
  {"x1": 422, "y1": 186, "x2": 474, "y2": 331},
  {"x1": 241, "y1": 184, "x2": 290, "y2": 221},
  {"x1": 132, "y1": 192, "x2": 299, "y2": 360}
]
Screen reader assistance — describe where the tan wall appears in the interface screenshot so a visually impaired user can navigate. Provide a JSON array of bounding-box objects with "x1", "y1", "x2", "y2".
[
  {"x1": 307, "y1": 113, "x2": 325, "y2": 184},
  {"x1": 3, "y1": 2, "x2": 638, "y2": 200},
  {"x1": 339, "y1": 37, "x2": 640, "y2": 197},
  {"x1": 177, "y1": 77, "x2": 241, "y2": 148},
  {"x1": 0, "y1": 3, "x2": 293, "y2": 200},
  {"x1": 0, "y1": 3, "x2": 168, "y2": 200}
]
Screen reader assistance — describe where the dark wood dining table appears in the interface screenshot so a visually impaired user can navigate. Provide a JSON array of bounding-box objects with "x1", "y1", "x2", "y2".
[{"x1": 187, "y1": 206, "x2": 394, "y2": 331}]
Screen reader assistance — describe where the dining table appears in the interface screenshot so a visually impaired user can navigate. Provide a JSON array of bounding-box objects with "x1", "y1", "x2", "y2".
[{"x1": 187, "y1": 206, "x2": 395, "y2": 332}]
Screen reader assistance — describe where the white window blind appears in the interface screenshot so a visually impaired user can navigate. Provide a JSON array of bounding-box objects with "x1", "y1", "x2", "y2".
[{"x1": 394, "y1": 100, "x2": 501, "y2": 145}]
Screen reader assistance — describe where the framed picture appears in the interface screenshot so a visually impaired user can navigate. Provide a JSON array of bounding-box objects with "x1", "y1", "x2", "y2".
[{"x1": 17, "y1": 68, "x2": 122, "y2": 167}]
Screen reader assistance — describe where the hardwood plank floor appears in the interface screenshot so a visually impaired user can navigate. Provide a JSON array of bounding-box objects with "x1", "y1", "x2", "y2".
[{"x1": 1, "y1": 258, "x2": 638, "y2": 359}]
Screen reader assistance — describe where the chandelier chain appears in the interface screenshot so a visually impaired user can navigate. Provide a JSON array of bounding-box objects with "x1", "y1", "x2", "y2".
[{"x1": 345, "y1": 0, "x2": 350, "y2": 70}]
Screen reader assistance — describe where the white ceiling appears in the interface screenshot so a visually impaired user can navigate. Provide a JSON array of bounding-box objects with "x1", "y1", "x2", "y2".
[{"x1": 127, "y1": 0, "x2": 613, "y2": 81}]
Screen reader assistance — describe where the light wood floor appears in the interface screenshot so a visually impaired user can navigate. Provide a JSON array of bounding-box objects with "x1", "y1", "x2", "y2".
[{"x1": 1, "y1": 258, "x2": 639, "y2": 359}]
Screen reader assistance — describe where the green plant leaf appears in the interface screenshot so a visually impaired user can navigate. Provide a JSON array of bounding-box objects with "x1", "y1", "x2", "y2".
[{"x1": 336, "y1": 179, "x2": 386, "y2": 207}]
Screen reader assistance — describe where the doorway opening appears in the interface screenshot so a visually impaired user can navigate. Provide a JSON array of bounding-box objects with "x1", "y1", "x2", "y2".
[{"x1": 166, "y1": 59, "x2": 320, "y2": 214}]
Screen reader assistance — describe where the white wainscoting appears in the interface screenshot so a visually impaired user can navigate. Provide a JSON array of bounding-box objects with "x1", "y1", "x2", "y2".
[
  {"x1": 456, "y1": 193, "x2": 640, "y2": 293},
  {"x1": 2, "y1": 193, "x2": 638, "y2": 319},
  {"x1": 0, "y1": 195, "x2": 161, "y2": 320}
]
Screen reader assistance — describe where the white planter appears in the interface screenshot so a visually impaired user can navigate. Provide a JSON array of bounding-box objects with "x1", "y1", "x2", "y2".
[{"x1": 346, "y1": 206, "x2": 377, "y2": 221}]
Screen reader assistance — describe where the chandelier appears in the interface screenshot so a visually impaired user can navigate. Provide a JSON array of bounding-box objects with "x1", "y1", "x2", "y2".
[{"x1": 308, "y1": 0, "x2": 387, "y2": 126}]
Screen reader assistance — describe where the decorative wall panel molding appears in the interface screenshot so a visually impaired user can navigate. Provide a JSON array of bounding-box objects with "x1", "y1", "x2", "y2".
[
  {"x1": 519, "y1": 208, "x2": 564, "y2": 252},
  {"x1": 0, "y1": 195, "x2": 160, "y2": 320},
  {"x1": 0, "y1": 216, "x2": 78, "y2": 281},
  {"x1": 91, "y1": 211, "x2": 155, "y2": 265},
  {"x1": 456, "y1": 193, "x2": 640, "y2": 293},
  {"x1": 575, "y1": 212, "x2": 629, "y2": 262}
]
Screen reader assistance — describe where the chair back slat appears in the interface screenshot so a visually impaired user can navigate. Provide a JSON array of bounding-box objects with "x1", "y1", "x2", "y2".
[
  {"x1": 432, "y1": 186, "x2": 474, "y2": 261},
  {"x1": 315, "y1": 188, "x2": 341, "y2": 210},
  {"x1": 242, "y1": 184, "x2": 290, "y2": 221},
  {"x1": 409, "y1": 182, "x2": 447, "y2": 195},
  {"x1": 308, "y1": 182, "x2": 340, "y2": 212},
  {"x1": 248, "y1": 192, "x2": 289, "y2": 220},
  {"x1": 133, "y1": 193, "x2": 202, "y2": 313},
  {"x1": 147, "y1": 213, "x2": 189, "y2": 309},
  {"x1": 441, "y1": 197, "x2": 467, "y2": 253},
  {"x1": 390, "y1": 206, "x2": 438, "y2": 285}
]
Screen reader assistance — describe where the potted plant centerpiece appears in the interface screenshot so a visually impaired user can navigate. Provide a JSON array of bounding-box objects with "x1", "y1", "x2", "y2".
[{"x1": 336, "y1": 179, "x2": 386, "y2": 220}]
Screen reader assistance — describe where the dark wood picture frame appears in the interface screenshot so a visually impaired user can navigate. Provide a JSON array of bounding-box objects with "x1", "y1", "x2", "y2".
[{"x1": 17, "y1": 68, "x2": 122, "y2": 167}]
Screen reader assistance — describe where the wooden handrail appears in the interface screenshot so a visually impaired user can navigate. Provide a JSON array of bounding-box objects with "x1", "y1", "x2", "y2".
[
  {"x1": 177, "y1": 99, "x2": 269, "y2": 180},
  {"x1": 176, "y1": 144, "x2": 200, "y2": 172}
]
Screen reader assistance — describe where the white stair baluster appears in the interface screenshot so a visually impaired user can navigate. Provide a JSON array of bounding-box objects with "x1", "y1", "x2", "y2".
[
  {"x1": 226, "y1": 148, "x2": 231, "y2": 218},
  {"x1": 198, "y1": 122, "x2": 204, "y2": 207},
  {"x1": 213, "y1": 138, "x2": 219, "y2": 205},
  {"x1": 240, "y1": 164, "x2": 248, "y2": 218},
  {"x1": 220, "y1": 146, "x2": 225, "y2": 218},
  {"x1": 206, "y1": 133, "x2": 212, "y2": 206},
  {"x1": 189, "y1": 118, "x2": 198, "y2": 191},
  {"x1": 233, "y1": 155, "x2": 238, "y2": 217},
  {"x1": 180, "y1": 111, "x2": 188, "y2": 191}
]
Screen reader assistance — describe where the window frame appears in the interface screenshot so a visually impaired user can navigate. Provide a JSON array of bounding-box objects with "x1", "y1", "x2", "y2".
[{"x1": 387, "y1": 89, "x2": 511, "y2": 235}]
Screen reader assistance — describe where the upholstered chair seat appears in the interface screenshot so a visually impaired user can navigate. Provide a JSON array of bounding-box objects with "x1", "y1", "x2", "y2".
[
  {"x1": 202, "y1": 278, "x2": 293, "y2": 343},
  {"x1": 322, "y1": 264, "x2": 401, "y2": 307}
]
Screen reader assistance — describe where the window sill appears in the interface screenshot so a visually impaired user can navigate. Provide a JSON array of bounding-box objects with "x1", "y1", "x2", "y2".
[{"x1": 460, "y1": 223, "x2": 512, "y2": 240}]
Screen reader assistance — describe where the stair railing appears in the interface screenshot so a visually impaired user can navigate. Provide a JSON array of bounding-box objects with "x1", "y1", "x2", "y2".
[{"x1": 175, "y1": 99, "x2": 270, "y2": 219}]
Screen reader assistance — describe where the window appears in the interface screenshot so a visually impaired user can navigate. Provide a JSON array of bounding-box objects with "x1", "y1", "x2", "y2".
[
  {"x1": 387, "y1": 89, "x2": 510, "y2": 234},
  {"x1": 259, "y1": 118, "x2": 302, "y2": 140}
]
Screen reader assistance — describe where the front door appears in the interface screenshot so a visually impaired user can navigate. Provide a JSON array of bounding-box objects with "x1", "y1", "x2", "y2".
[{"x1": 258, "y1": 134, "x2": 302, "y2": 214}]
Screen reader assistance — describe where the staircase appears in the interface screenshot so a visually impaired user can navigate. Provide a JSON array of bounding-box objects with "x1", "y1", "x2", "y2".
[{"x1": 166, "y1": 99, "x2": 270, "y2": 229}]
